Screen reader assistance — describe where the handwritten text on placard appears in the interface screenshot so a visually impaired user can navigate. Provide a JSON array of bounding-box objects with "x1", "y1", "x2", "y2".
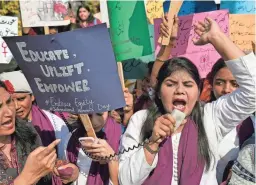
[
  {"x1": 220, "y1": 0, "x2": 256, "y2": 14},
  {"x1": 229, "y1": 14, "x2": 255, "y2": 52},
  {"x1": 145, "y1": 0, "x2": 164, "y2": 24},
  {"x1": 154, "y1": 10, "x2": 229, "y2": 78},
  {"x1": 0, "y1": 16, "x2": 18, "y2": 64}
]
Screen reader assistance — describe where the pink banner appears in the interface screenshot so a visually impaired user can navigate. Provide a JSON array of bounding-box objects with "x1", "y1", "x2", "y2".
[
  {"x1": 154, "y1": 18, "x2": 162, "y2": 52},
  {"x1": 154, "y1": 10, "x2": 229, "y2": 78}
]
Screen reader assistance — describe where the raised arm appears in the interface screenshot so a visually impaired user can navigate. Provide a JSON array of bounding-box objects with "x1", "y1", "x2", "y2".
[
  {"x1": 194, "y1": 18, "x2": 256, "y2": 136},
  {"x1": 150, "y1": 15, "x2": 178, "y2": 87}
]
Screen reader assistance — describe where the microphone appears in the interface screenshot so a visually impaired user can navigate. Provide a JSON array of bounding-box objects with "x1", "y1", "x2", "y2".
[{"x1": 170, "y1": 109, "x2": 186, "y2": 131}]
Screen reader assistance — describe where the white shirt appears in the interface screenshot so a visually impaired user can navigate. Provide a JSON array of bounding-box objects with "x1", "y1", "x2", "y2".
[
  {"x1": 64, "y1": 131, "x2": 114, "y2": 185},
  {"x1": 172, "y1": 133, "x2": 181, "y2": 185},
  {"x1": 43, "y1": 110, "x2": 70, "y2": 159},
  {"x1": 118, "y1": 52, "x2": 256, "y2": 185},
  {"x1": 63, "y1": 132, "x2": 92, "y2": 185}
]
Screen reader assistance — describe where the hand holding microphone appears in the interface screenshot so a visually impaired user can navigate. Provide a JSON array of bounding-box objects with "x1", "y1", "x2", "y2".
[{"x1": 150, "y1": 109, "x2": 186, "y2": 144}]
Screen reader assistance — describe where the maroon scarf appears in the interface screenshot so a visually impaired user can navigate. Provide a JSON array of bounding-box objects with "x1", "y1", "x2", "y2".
[
  {"x1": 31, "y1": 105, "x2": 62, "y2": 185},
  {"x1": 142, "y1": 118, "x2": 205, "y2": 185},
  {"x1": 236, "y1": 117, "x2": 254, "y2": 148},
  {"x1": 67, "y1": 116, "x2": 122, "y2": 185},
  {"x1": 31, "y1": 105, "x2": 56, "y2": 146}
]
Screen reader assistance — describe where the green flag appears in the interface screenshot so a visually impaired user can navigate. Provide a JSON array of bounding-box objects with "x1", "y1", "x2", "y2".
[{"x1": 107, "y1": 1, "x2": 152, "y2": 61}]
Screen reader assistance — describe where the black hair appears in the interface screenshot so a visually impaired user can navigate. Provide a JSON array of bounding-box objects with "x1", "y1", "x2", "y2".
[
  {"x1": 14, "y1": 119, "x2": 40, "y2": 155},
  {"x1": 208, "y1": 58, "x2": 226, "y2": 86},
  {"x1": 207, "y1": 58, "x2": 226, "y2": 101},
  {"x1": 0, "y1": 81, "x2": 40, "y2": 168},
  {"x1": 76, "y1": 5, "x2": 95, "y2": 24},
  {"x1": 141, "y1": 57, "x2": 212, "y2": 171}
]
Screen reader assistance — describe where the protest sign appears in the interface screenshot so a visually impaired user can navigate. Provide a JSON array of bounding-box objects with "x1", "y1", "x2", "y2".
[
  {"x1": 100, "y1": 1, "x2": 110, "y2": 27},
  {"x1": 155, "y1": 10, "x2": 229, "y2": 78},
  {"x1": 19, "y1": 0, "x2": 70, "y2": 27},
  {"x1": 145, "y1": 0, "x2": 164, "y2": 24},
  {"x1": 220, "y1": 0, "x2": 256, "y2": 14},
  {"x1": 4, "y1": 24, "x2": 125, "y2": 113},
  {"x1": 229, "y1": 14, "x2": 255, "y2": 52},
  {"x1": 123, "y1": 24, "x2": 155, "y2": 79},
  {"x1": 107, "y1": 1, "x2": 152, "y2": 61},
  {"x1": 163, "y1": 0, "x2": 217, "y2": 15},
  {"x1": 154, "y1": 18, "x2": 162, "y2": 52},
  {"x1": 0, "y1": 16, "x2": 18, "y2": 64}
]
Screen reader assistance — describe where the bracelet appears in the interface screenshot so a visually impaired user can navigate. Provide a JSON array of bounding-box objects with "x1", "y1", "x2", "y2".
[
  {"x1": 144, "y1": 142, "x2": 160, "y2": 154},
  {"x1": 156, "y1": 58, "x2": 165, "y2": 63}
]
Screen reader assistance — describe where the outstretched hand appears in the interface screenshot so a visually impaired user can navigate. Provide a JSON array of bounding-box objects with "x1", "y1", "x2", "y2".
[{"x1": 15, "y1": 139, "x2": 60, "y2": 185}]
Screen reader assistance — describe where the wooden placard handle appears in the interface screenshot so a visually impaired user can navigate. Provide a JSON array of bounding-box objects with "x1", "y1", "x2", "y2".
[
  {"x1": 44, "y1": 26, "x2": 49, "y2": 35},
  {"x1": 117, "y1": 62, "x2": 125, "y2": 90},
  {"x1": 158, "y1": 0, "x2": 183, "y2": 45},
  {"x1": 79, "y1": 114, "x2": 96, "y2": 138}
]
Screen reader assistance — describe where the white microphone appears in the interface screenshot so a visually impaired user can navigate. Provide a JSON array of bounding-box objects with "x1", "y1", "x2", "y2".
[{"x1": 170, "y1": 109, "x2": 186, "y2": 131}]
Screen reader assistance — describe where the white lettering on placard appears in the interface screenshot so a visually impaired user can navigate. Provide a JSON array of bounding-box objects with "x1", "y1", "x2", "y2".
[
  {"x1": 16, "y1": 42, "x2": 31, "y2": 62},
  {"x1": 75, "y1": 98, "x2": 94, "y2": 111},
  {"x1": 97, "y1": 104, "x2": 111, "y2": 111},
  {"x1": 49, "y1": 97, "x2": 72, "y2": 108},
  {"x1": 39, "y1": 62, "x2": 84, "y2": 77},
  {"x1": 34, "y1": 78, "x2": 90, "y2": 93},
  {"x1": 16, "y1": 42, "x2": 70, "y2": 62},
  {"x1": 43, "y1": 96, "x2": 113, "y2": 113}
]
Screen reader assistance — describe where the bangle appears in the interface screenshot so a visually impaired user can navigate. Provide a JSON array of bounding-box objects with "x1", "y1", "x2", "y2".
[
  {"x1": 156, "y1": 58, "x2": 165, "y2": 63},
  {"x1": 144, "y1": 142, "x2": 159, "y2": 154}
]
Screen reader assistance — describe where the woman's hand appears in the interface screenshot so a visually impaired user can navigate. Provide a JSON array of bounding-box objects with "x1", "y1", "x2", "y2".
[
  {"x1": 193, "y1": 17, "x2": 222, "y2": 46},
  {"x1": 123, "y1": 88, "x2": 133, "y2": 112},
  {"x1": 151, "y1": 15, "x2": 179, "y2": 88},
  {"x1": 160, "y1": 14, "x2": 179, "y2": 44},
  {"x1": 53, "y1": 163, "x2": 79, "y2": 184},
  {"x1": 82, "y1": 138, "x2": 115, "y2": 162},
  {"x1": 150, "y1": 114, "x2": 176, "y2": 144},
  {"x1": 14, "y1": 139, "x2": 60, "y2": 185}
]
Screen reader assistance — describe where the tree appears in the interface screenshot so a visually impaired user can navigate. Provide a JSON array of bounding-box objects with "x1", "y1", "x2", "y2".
[{"x1": 0, "y1": 1, "x2": 22, "y2": 36}]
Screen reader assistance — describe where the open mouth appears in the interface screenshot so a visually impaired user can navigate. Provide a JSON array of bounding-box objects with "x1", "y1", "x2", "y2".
[
  {"x1": 1, "y1": 119, "x2": 13, "y2": 129},
  {"x1": 172, "y1": 99, "x2": 186, "y2": 112},
  {"x1": 16, "y1": 111, "x2": 24, "y2": 116}
]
